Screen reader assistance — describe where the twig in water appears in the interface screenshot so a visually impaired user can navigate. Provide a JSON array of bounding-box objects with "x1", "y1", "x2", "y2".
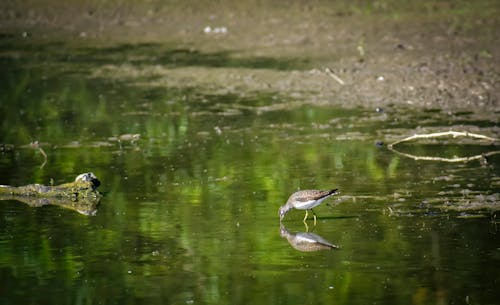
[
  {"x1": 30, "y1": 141, "x2": 48, "y2": 169},
  {"x1": 388, "y1": 131, "x2": 498, "y2": 148},
  {"x1": 324, "y1": 68, "x2": 345, "y2": 85},
  {"x1": 387, "y1": 130, "x2": 499, "y2": 163},
  {"x1": 38, "y1": 147, "x2": 47, "y2": 169}
]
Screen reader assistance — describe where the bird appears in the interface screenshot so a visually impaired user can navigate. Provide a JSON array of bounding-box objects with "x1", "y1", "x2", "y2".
[{"x1": 279, "y1": 189, "x2": 338, "y2": 224}]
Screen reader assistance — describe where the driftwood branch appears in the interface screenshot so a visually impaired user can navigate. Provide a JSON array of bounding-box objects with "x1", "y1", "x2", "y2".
[
  {"x1": 388, "y1": 131, "x2": 497, "y2": 147},
  {"x1": 28, "y1": 141, "x2": 48, "y2": 168},
  {"x1": 324, "y1": 67, "x2": 345, "y2": 85},
  {"x1": 38, "y1": 147, "x2": 47, "y2": 169},
  {"x1": 387, "y1": 130, "x2": 499, "y2": 163}
]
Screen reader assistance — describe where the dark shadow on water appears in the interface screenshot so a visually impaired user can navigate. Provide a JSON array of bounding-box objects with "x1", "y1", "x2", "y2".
[
  {"x1": 81, "y1": 44, "x2": 310, "y2": 70},
  {"x1": 0, "y1": 39, "x2": 310, "y2": 70},
  {"x1": 315, "y1": 215, "x2": 360, "y2": 221}
]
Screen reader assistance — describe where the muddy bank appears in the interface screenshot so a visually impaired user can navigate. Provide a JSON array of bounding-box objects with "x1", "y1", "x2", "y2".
[{"x1": 1, "y1": 0, "x2": 499, "y2": 112}]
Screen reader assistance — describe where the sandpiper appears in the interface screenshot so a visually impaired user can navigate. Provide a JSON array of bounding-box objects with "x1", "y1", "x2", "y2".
[{"x1": 279, "y1": 189, "x2": 338, "y2": 224}]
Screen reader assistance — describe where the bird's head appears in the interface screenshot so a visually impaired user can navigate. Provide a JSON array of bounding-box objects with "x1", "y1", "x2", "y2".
[{"x1": 278, "y1": 205, "x2": 289, "y2": 221}]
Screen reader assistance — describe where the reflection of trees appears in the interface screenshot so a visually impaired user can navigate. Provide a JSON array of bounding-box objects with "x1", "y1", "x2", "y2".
[{"x1": 1, "y1": 53, "x2": 498, "y2": 305}]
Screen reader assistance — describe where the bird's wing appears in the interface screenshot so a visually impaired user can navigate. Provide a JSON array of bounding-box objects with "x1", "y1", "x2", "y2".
[{"x1": 309, "y1": 189, "x2": 337, "y2": 200}]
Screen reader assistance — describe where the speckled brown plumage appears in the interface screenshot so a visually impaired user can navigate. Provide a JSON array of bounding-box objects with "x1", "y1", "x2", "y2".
[{"x1": 279, "y1": 188, "x2": 338, "y2": 223}]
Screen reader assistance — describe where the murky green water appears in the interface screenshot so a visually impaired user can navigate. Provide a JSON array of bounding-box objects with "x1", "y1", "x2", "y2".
[{"x1": 1, "y1": 39, "x2": 499, "y2": 305}]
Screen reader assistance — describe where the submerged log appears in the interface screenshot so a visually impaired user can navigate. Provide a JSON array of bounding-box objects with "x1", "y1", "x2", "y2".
[{"x1": 0, "y1": 173, "x2": 102, "y2": 215}]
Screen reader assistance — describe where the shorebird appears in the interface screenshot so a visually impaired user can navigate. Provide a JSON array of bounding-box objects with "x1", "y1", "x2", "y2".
[{"x1": 279, "y1": 189, "x2": 338, "y2": 224}]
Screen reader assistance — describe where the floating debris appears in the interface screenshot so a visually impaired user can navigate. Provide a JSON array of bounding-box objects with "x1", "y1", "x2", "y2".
[
  {"x1": 387, "y1": 130, "x2": 499, "y2": 163},
  {"x1": 108, "y1": 134, "x2": 141, "y2": 142},
  {"x1": 203, "y1": 26, "x2": 228, "y2": 34},
  {"x1": 0, "y1": 173, "x2": 102, "y2": 215},
  {"x1": 324, "y1": 67, "x2": 345, "y2": 85}
]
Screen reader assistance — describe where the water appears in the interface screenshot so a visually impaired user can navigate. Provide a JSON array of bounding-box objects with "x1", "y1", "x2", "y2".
[{"x1": 0, "y1": 38, "x2": 499, "y2": 305}]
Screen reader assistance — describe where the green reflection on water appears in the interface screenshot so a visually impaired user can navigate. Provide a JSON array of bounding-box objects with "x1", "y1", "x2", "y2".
[{"x1": 0, "y1": 39, "x2": 499, "y2": 305}]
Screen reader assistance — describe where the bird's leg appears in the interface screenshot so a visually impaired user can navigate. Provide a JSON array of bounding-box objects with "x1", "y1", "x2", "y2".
[
  {"x1": 303, "y1": 210, "x2": 309, "y2": 223},
  {"x1": 311, "y1": 209, "x2": 317, "y2": 225}
]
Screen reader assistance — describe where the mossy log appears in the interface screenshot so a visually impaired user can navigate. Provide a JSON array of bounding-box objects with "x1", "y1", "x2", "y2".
[{"x1": 0, "y1": 173, "x2": 102, "y2": 215}]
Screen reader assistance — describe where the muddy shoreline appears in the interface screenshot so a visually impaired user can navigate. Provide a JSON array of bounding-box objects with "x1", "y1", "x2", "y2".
[{"x1": 1, "y1": 0, "x2": 499, "y2": 113}]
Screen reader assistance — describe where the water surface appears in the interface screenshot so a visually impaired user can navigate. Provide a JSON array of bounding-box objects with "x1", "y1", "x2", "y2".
[{"x1": 0, "y1": 38, "x2": 499, "y2": 305}]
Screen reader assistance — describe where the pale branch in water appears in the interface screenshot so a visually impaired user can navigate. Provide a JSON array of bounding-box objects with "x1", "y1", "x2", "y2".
[
  {"x1": 38, "y1": 147, "x2": 47, "y2": 169},
  {"x1": 388, "y1": 131, "x2": 498, "y2": 147},
  {"x1": 387, "y1": 130, "x2": 499, "y2": 163},
  {"x1": 28, "y1": 141, "x2": 48, "y2": 169},
  {"x1": 324, "y1": 67, "x2": 345, "y2": 85}
]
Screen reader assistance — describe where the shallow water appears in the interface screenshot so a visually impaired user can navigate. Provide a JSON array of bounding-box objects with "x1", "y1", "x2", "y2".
[{"x1": 0, "y1": 39, "x2": 499, "y2": 305}]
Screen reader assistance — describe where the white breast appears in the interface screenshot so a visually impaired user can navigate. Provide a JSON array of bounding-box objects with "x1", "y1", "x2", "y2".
[{"x1": 293, "y1": 198, "x2": 326, "y2": 210}]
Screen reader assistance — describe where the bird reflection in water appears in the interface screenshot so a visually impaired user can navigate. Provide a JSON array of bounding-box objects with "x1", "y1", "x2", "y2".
[{"x1": 280, "y1": 223, "x2": 339, "y2": 252}]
